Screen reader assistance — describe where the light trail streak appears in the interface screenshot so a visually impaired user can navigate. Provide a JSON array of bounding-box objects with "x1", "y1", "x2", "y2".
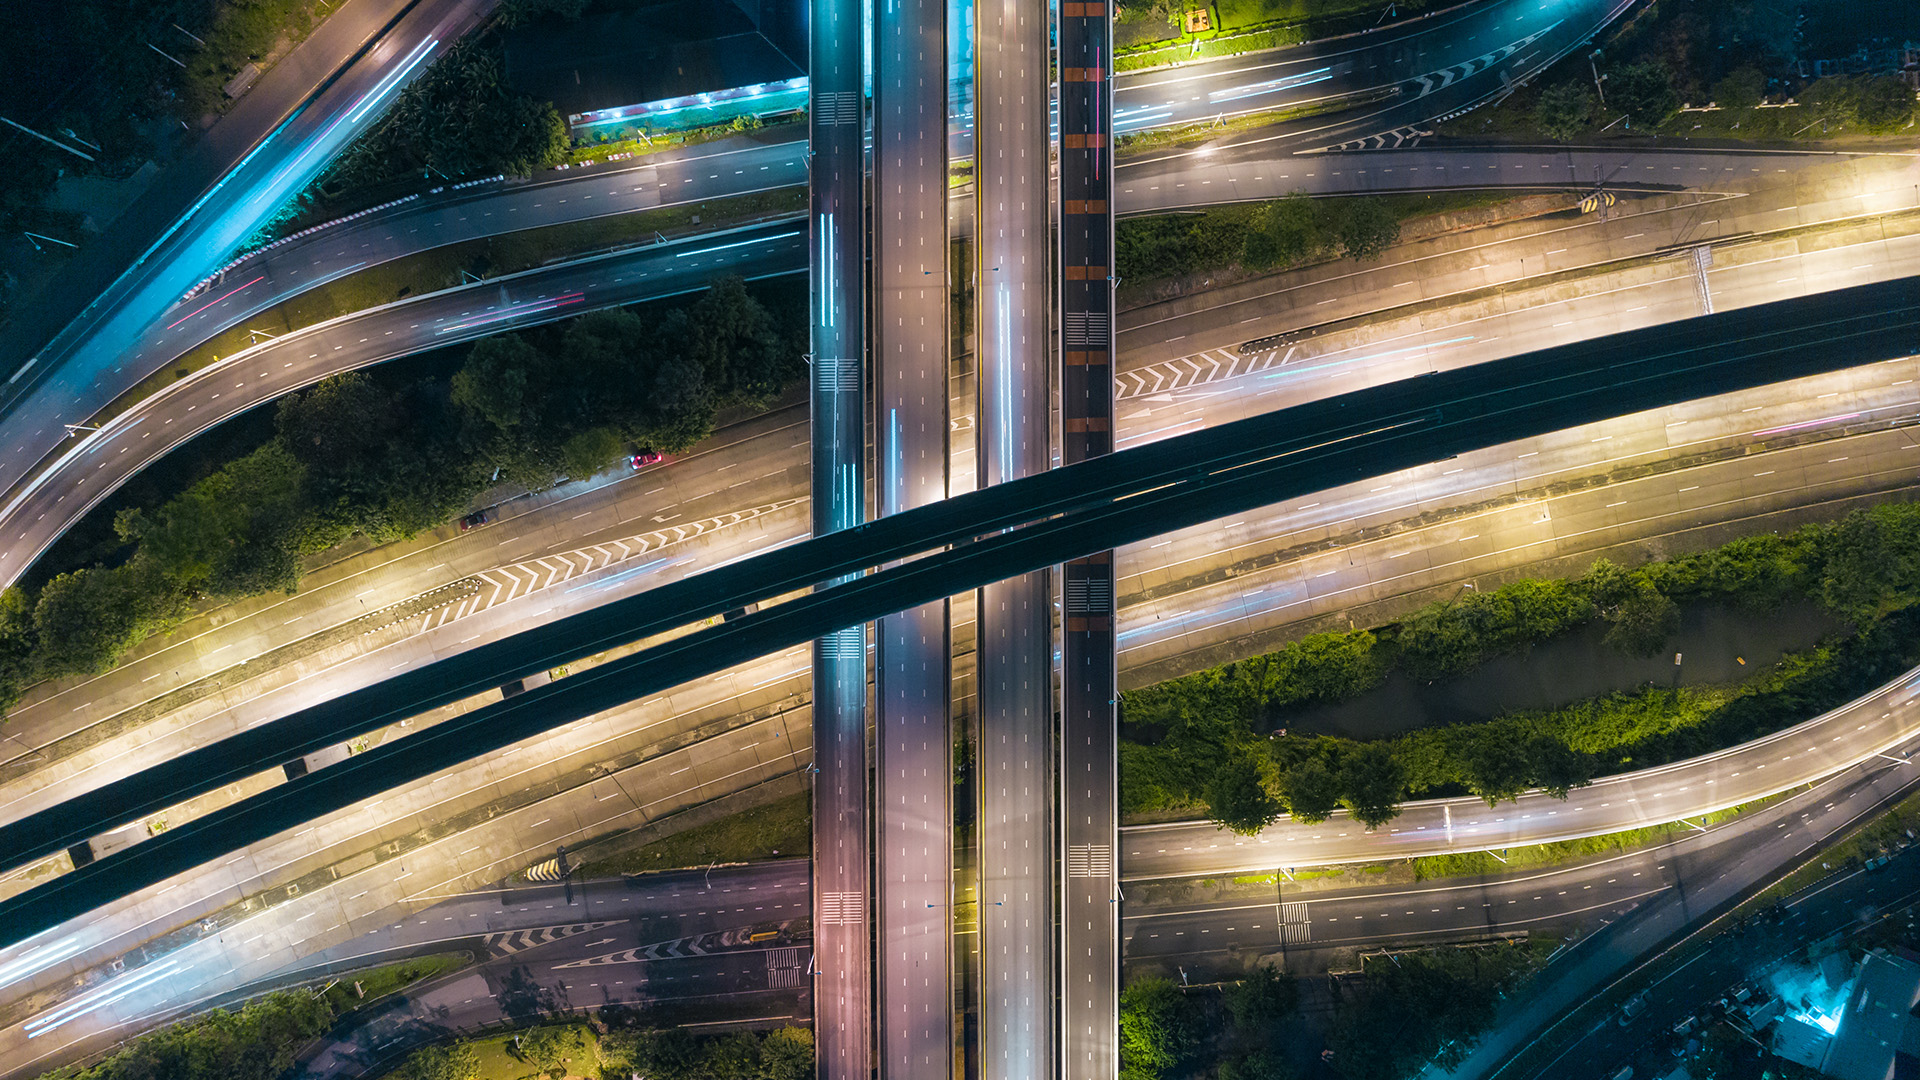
[
  {"x1": 164, "y1": 276, "x2": 264, "y2": 331},
  {"x1": 432, "y1": 292, "x2": 584, "y2": 336},
  {"x1": 672, "y1": 230, "x2": 804, "y2": 260},
  {"x1": 1207, "y1": 67, "x2": 1334, "y2": 103},
  {"x1": 24, "y1": 960, "x2": 182, "y2": 1038},
  {"x1": 0, "y1": 937, "x2": 83, "y2": 993}
]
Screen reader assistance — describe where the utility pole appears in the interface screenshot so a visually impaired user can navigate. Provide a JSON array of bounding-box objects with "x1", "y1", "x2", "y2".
[
  {"x1": 0, "y1": 116, "x2": 94, "y2": 161},
  {"x1": 1589, "y1": 50, "x2": 1608, "y2": 105}
]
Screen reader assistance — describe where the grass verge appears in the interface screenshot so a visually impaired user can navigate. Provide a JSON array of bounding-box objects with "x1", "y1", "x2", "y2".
[
  {"x1": 1138, "y1": 797, "x2": 1786, "y2": 906},
  {"x1": 461, "y1": 1021, "x2": 602, "y2": 1080},
  {"x1": 322, "y1": 951, "x2": 468, "y2": 1015},
  {"x1": 1112, "y1": 87, "x2": 1392, "y2": 153},
  {"x1": 1116, "y1": 188, "x2": 1518, "y2": 306},
  {"x1": 1405, "y1": 797, "x2": 1777, "y2": 880},
  {"x1": 578, "y1": 791, "x2": 811, "y2": 877},
  {"x1": 1115, "y1": 0, "x2": 1442, "y2": 71}
]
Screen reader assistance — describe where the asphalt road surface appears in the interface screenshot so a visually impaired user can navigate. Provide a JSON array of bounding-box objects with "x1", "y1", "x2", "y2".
[
  {"x1": 0, "y1": 144, "x2": 1888, "y2": 601},
  {"x1": 1057, "y1": 2, "x2": 1123, "y2": 1078},
  {"x1": 871, "y1": 0, "x2": 956, "y2": 1074},
  {"x1": 0, "y1": 194, "x2": 1912, "y2": 874},
  {"x1": 804, "y1": 0, "x2": 871, "y2": 1075},
  {"x1": 973, "y1": 0, "x2": 1057, "y2": 1071}
]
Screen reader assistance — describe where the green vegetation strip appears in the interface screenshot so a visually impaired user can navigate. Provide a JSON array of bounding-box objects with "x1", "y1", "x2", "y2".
[
  {"x1": 1120, "y1": 938, "x2": 1553, "y2": 1080},
  {"x1": 382, "y1": 1021, "x2": 814, "y2": 1080},
  {"x1": 1124, "y1": 500, "x2": 1920, "y2": 833},
  {"x1": 577, "y1": 790, "x2": 811, "y2": 878},
  {"x1": 36, "y1": 989, "x2": 333, "y2": 1080},
  {"x1": 1115, "y1": 190, "x2": 1515, "y2": 304},
  {"x1": 322, "y1": 952, "x2": 468, "y2": 1015},
  {"x1": 1113, "y1": 0, "x2": 1442, "y2": 72}
]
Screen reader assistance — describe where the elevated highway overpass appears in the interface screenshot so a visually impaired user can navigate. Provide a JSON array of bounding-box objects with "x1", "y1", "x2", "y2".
[{"x1": 0, "y1": 277, "x2": 1913, "y2": 946}]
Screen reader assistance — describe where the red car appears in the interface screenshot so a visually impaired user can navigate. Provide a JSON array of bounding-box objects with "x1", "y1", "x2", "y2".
[
  {"x1": 631, "y1": 452, "x2": 665, "y2": 470},
  {"x1": 458, "y1": 509, "x2": 494, "y2": 532}
]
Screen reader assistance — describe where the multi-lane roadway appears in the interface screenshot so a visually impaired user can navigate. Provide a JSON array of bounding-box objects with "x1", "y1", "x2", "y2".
[
  {"x1": 0, "y1": 0, "x2": 1912, "y2": 1060},
  {"x1": 2, "y1": 147, "x2": 1905, "y2": 854},
  {"x1": 972, "y1": 0, "x2": 1057, "y2": 1069},
  {"x1": 872, "y1": 0, "x2": 957, "y2": 1074},
  {"x1": 8, "y1": 340, "x2": 1920, "y2": 1074},
  {"x1": 803, "y1": 0, "x2": 871, "y2": 1075}
]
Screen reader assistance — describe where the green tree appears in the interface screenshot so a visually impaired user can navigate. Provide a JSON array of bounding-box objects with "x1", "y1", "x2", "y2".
[
  {"x1": 1339, "y1": 744, "x2": 1405, "y2": 829},
  {"x1": 1329, "y1": 198, "x2": 1401, "y2": 261},
  {"x1": 1119, "y1": 977, "x2": 1199, "y2": 1080},
  {"x1": 519, "y1": 1025, "x2": 589, "y2": 1077},
  {"x1": 1241, "y1": 193, "x2": 1322, "y2": 271},
  {"x1": 49, "y1": 990, "x2": 334, "y2": 1080},
  {"x1": 1816, "y1": 504, "x2": 1920, "y2": 616},
  {"x1": 122, "y1": 442, "x2": 308, "y2": 597},
  {"x1": 1223, "y1": 965, "x2": 1298, "y2": 1030},
  {"x1": 452, "y1": 334, "x2": 537, "y2": 430},
  {"x1": 495, "y1": 0, "x2": 591, "y2": 27},
  {"x1": 1606, "y1": 62, "x2": 1680, "y2": 127},
  {"x1": 703, "y1": 1032, "x2": 761, "y2": 1080},
  {"x1": 686, "y1": 275, "x2": 798, "y2": 405},
  {"x1": 1602, "y1": 583, "x2": 1680, "y2": 656},
  {"x1": 1208, "y1": 752, "x2": 1283, "y2": 835},
  {"x1": 559, "y1": 426, "x2": 624, "y2": 480},
  {"x1": 1527, "y1": 736, "x2": 1595, "y2": 799},
  {"x1": 1532, "y1": 82, "x2": 1594, "y2": 141},
  {"x1": 31, "y1": 565, "x2": 176, "y2": 679},
  {"x1": 761, "y1": 1027, "x2": 815, "y2": 1080},
  {"x1": 1463, "y1": 733, "x2": 1533, "y2": 806},
  {"x1": 1711, "y1": 67, "x2": 1765, "y2": 109},
  {"x1": 398, "y1": 1043, "x2": 481, "y2": 1080},
  {"x1": 1327, "y1": 946, "x2": 1527, "y2": 1080},
  {"x1": 1283, "y1": 756, "x2": 1342, "y2": 823},
  {"x1": 0, "y1": 587, "x2": 36, "y2": 712},
  {"x1": 1274, "y1": 630, "x2": 1384, "y2": 704}
]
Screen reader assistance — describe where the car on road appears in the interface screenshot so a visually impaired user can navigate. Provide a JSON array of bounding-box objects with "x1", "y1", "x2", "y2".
[
  {"x1": 1619, "y1": 991, "x2": 1649, "y2": 1026},
  {"x1": 458, "y1": 509, "x2": 494, "y2": 532},
  {"x1": 631, "y1": 451, "x2": 664, "y2": 470}
]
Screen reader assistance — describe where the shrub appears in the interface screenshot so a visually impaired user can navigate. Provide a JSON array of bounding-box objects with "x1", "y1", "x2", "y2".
[
  {"x1": 1532, "y1": 82, "x2": 1594, "y2": 141},
  {"x1": 1711, "y1": 67, "x2": 1765, "y2": 109},
  {"x1": 1606, "y1": 61, "x2": 1680, "y2": 127}
]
